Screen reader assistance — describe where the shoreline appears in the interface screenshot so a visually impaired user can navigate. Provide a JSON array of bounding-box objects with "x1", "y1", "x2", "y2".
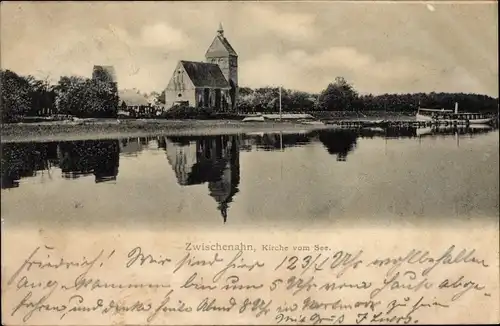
[{"x1": 0, "y1": 119, "x2": 333, "y2": 143}]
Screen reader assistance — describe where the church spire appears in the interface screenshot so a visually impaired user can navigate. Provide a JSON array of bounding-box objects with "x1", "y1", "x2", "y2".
[
  {"x1": 218, "y1": 202, "x2": 228, "y2": 223},
  {"x1": 217, "y1": 22, "x2": 224, "y2": 37}
]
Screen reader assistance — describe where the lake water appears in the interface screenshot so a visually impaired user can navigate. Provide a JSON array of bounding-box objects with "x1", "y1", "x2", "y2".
[{"x1": 1, "y1": 126, "x2": 498, "y2": 230}]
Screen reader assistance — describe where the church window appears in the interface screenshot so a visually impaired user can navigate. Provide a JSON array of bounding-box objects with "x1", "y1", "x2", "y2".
[
  {"x1": 215, "y1": 89, "x2": 221, "y2": 109},
  {"x1": 198, "y1": 93, "x2": 203, "y2": 107},
  {"x1": 178, "y1": 93, "x2": 182, "y2": 97},
  {"x1": 204, "y1": 88, "x2": 210, "y2": 107}
]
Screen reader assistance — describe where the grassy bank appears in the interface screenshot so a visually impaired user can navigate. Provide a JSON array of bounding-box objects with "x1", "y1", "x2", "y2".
[
  {"x1": 1, "y1": 119, "x2": 332, "y2": 143},
  {"x1": 1, "y1": 111, "x2": 420, "y2": 143}
]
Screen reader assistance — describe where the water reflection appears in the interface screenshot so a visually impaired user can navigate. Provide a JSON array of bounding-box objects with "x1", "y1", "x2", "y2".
[
  {"x1": 58, "y1": 140, "x2": 120, "y2": 182},
  {"x1": 244, "y1": 132, "x2": 312, "y2": 151},
  {"x1": 239, "y1": 130, "x2": 359, "y2": 162},
  {"x1": 120, "y1": 138, "x2": 147, "y2": 156},
  {"x1": 2, "y1": 126, "x2": 495, "y2": 189},
  {"x1": 415, "y1": 125, "x2": 494, "y2": 138},
  {"x1": 1, "y1": 125, "x2": 497, "y2": 226},
  {"x1": 161, "y1": 135, "x2": 240, "y2": 223},
  {"x1": 316, "y1": 130, "x2": 358, "y2": 161},
  {"x1": 1, "y1": 142, "x2": 58, "y2": 189},
  {"x1": 360, "y1": 127, "x2": 417, "y2": 139},
  {"x1": 1, "y1": 140, "x2": 120, "y2": 188}
]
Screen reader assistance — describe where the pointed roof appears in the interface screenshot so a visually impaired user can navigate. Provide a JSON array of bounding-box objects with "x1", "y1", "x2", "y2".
[
  {"x1": 217, "y1": 22, "x2": 224, "y2": 35},
  {"x1": 180, "y1": 61, "x2": 230, "y2": 88},
  {"x1": 209, "y1": 176, "x2": 239, "y2": 224},
  {"x1": 218, "y1": 202, "x2": 228, "y2": 223},
  {"x1": 205, "y1": 25, "x2": 237, "y2": 58}
]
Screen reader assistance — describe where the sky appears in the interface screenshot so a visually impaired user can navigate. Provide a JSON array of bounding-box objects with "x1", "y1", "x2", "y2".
[{"x1": 1, "y1": 1, "x2": 498, "y2": 96}]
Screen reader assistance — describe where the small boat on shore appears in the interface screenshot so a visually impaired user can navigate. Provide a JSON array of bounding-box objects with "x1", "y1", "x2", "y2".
[
  {"x1": 416, "y1": 102, "x2": 493, "y2": 125},
  {"x1": 242, "y1": 115, "x2": 265, "y2": 122},
  {"x1": 300, "y1": 120, "x2": 324, "y2": 125}
]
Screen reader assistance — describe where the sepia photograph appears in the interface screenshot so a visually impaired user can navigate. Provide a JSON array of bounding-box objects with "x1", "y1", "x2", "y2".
[{"x1": 1, "y1": 1, "x2": 498, "y2": 325}]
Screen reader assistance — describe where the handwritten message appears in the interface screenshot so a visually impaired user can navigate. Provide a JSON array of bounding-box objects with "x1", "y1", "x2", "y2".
[{"x1": 1, "y1": 238, "x2": 497, "y2": 325}]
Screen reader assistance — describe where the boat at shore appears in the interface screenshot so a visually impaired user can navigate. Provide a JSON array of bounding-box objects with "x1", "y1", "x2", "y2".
[
  {"x1": 242, "y1": 115, "x2": 265, "y2": 122},
  {"x1": 416, "y1": 102, "x2": 493, "y2": 125},
  {"x1": 299, "y1": 119, "x2": 324, "y2": 125}
]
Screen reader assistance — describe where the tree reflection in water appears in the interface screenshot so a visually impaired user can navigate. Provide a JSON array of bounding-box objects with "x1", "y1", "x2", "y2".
[
  {"x1": 316, "y1": 129, "x2": 358, "y2": 161},
  {"x1": 58, "y1": 140, "x2": 120, "y2": 182},
  {"x1": 1, "y1": 140, "x2": 120, "y2": 188}
]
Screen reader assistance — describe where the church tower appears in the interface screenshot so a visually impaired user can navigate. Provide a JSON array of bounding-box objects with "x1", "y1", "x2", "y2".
[{"x1": 205, "y1": 23, "x2": 238, "y2": 111}]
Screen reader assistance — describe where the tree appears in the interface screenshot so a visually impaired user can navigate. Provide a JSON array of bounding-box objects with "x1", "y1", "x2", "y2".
[
  {"x1": 54, "y1": 76, "x2": 87, "y2": 116},
  {"x1": 317, "y1": 77, "x2": 359, "y2": 111},
  {"x1": 288, "y1": 91, "x2": 317, "y2": 111},
  {"x1": 55, "y1": 76, "x2": 118, "y2": 118},
  {"x1": 239, "y1": 87, "x2": 254, "y2": 97},
  {"x1": 25, "y1": 75, "x2": 56, "y2": 116},
  {"x1": 1, "y1": 70, "x2": 32, "y2": 122},
  {"x1": 238, "y1": 87, "x2": 276, "y2": 112},
  {"x1": 86, "y1": 79, "x2": 119, "y2": 118}
]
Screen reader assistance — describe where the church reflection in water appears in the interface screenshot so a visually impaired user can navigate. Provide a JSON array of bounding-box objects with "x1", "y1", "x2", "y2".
[{"x1": 159, "y1": 135, "x2": 240, "y2": 223}]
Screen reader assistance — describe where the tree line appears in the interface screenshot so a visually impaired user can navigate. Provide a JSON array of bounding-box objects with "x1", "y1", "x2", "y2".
[
  {"x1": 1, "y1": 69, "x2": 118, "y2": 123},
  {"x1": 238, "y1": 77, "x2": 499, "y2": 114},
  {"x1": 1, "y1": 70, "x2": 497, "y2": 123}
]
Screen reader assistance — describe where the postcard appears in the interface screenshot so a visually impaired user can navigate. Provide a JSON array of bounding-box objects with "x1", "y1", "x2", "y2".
[{"x1": 1, "y1": 1, "x2": 499, "y2": 325}]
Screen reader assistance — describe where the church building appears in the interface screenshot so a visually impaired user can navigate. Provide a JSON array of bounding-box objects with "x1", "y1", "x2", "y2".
[{"x1": 164, "y1": 23, "x2": 238, "y2": 111}]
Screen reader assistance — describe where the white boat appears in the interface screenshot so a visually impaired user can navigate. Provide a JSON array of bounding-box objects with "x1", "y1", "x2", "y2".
[
  {"x1": 300, "y1": 120, "x2": 324, "y2": 125},
  {"x1": 242, "y1": 115, "x2": 265, "y2": 122},
  {"x1": 416, "y1": 109, "x2": 448, "y2": 121},
  {"x1": 263, "y1": 113, "x2": 315, "y2": 120},
  {"x1": 416, "y1": 102, "x2": 493, "y2": 125}
]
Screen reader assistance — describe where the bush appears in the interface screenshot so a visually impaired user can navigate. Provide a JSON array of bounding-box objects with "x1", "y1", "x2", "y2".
[{"x1": 159, "y1": 105, "x2": 215, "y2": 119}]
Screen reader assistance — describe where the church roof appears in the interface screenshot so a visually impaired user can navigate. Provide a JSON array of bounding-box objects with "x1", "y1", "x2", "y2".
[
  {"x1": 118, "y1": 89, "x2": 149, "y2": 106},
  {"x1": 205, "y1": 34, "x2": 238, "y2": 58},
  {"x1": 180, "y1": 61, "x2": 230, "y2": 88}
]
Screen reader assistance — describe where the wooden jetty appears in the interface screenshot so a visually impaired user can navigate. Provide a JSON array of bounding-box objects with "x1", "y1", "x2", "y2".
[{"x1": 323, "y1": 119, "x2": 492, "y2": 129}]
